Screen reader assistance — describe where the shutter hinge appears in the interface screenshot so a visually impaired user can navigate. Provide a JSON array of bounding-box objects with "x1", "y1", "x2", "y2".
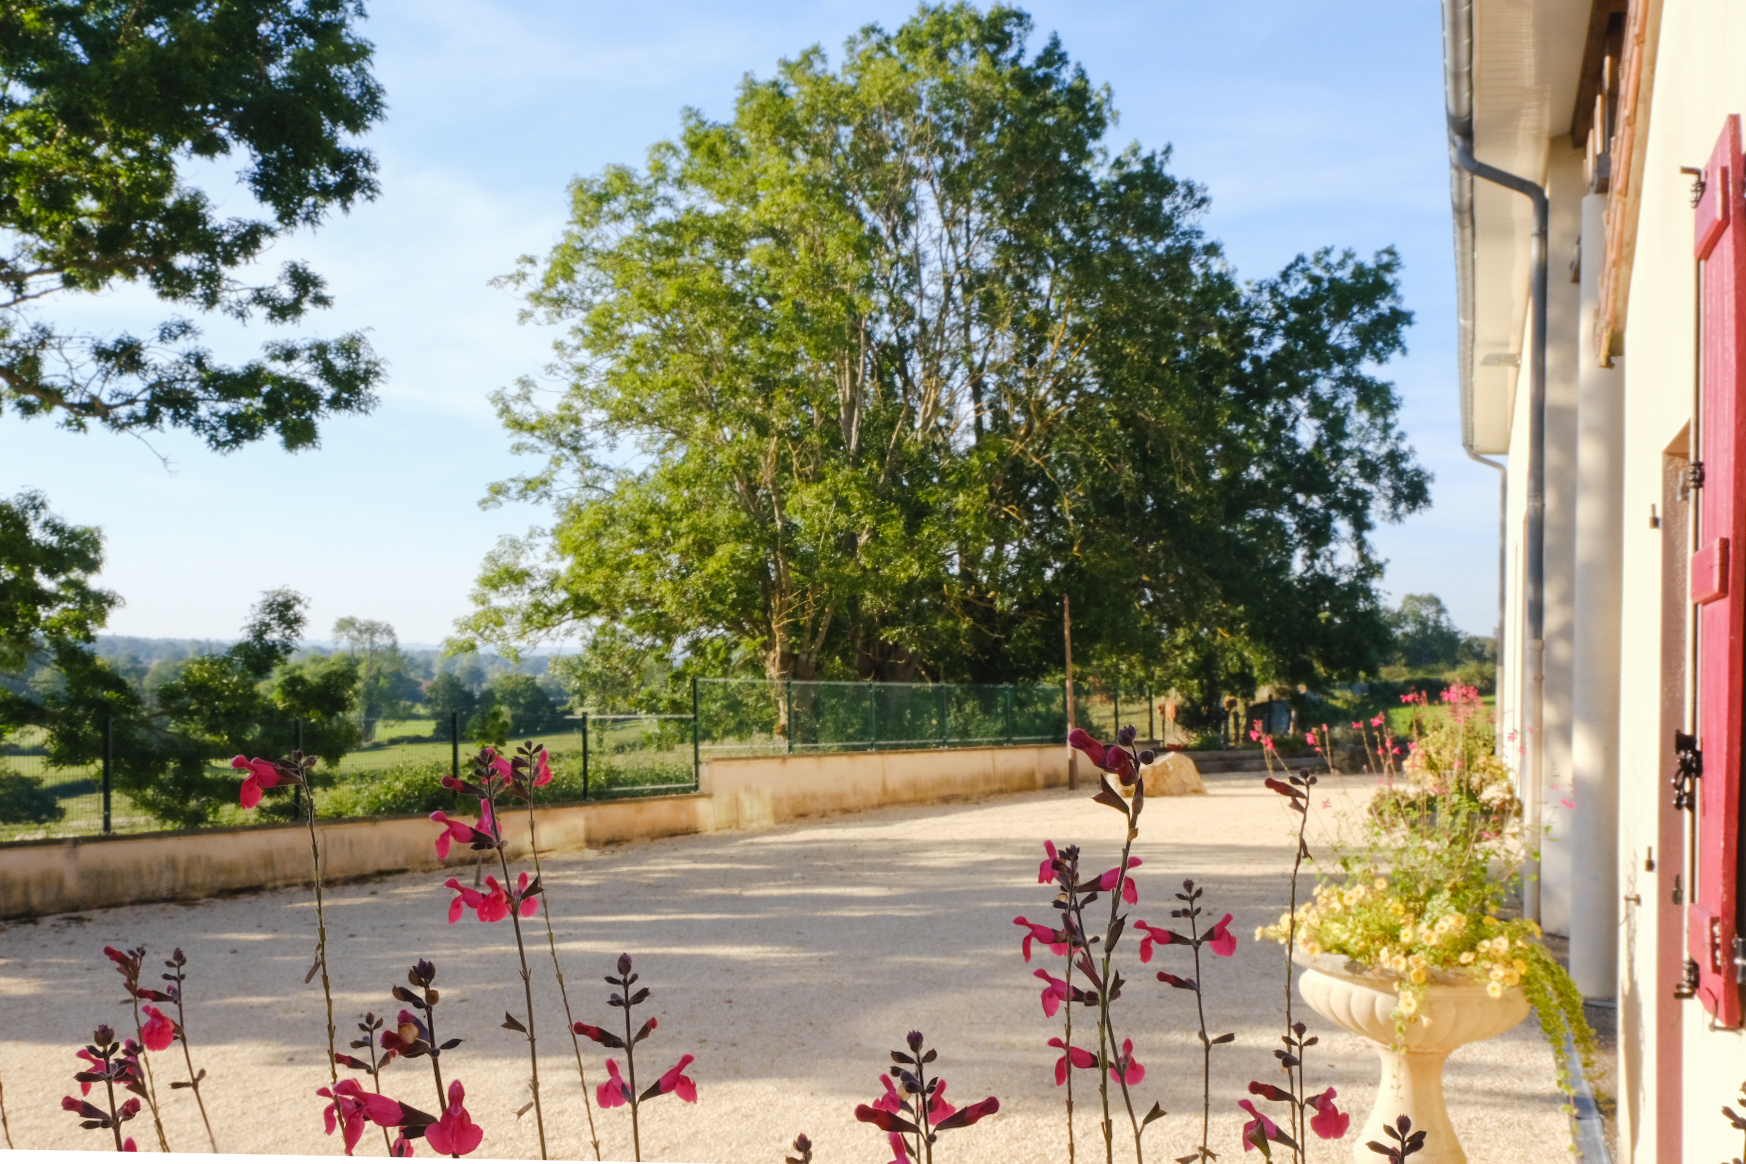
[
  {"x1": 1673, "y1": 872, "x2": 1685, "y2": 905},
  {"x1": 1674, "y1": 730, "x2": 1703, "y2": 811},
  {"x1": 1690, "y1": 461, "x2": 1707, "y2": 490},
  {"x1": 1682, "y1": 165, "x2": 1708, "y2": 209},
  {"x1": 1732, "y1": 935, "x2": 1746, "y2": 984},
  {"x1": 1675, "y1": 957, "x2": 1701, "y2": 1000}
]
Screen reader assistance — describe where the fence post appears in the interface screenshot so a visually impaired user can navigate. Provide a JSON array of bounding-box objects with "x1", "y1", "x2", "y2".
[
  {"x1": 1003, "y1": 685, "x2": 1013, "y2": 744},
  {"x1": 865, "y1": 684, "x2": 877, "y2": 751},
  {"x1": 691, "y1": 676, "x2": 701, "y2": 791},
  {"x1": 101, "y1": 713, "x2": 113, "y2": 834},
  {"x1": 785, "y1": 679, "x2": 794, "y2": 754},
  {"x1": 938, "y1": 685, "x2": 949, "y2": 747},
  {"x1": 581, "y1": 712, "x2": 590, "y2": 800}
]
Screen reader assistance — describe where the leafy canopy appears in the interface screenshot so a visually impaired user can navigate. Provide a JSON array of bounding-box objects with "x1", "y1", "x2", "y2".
[
  {"x1": 0, "y1": 0, "x2": 385, "y2": 449},
  {"x1": 459, "y1": 3, "x2": 1429, "y2": 709}
]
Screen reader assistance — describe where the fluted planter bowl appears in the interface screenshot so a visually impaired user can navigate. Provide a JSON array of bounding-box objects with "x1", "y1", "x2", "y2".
[{"x1": 1295, "y1": 953, "x2": 1529, "y2": 1164}]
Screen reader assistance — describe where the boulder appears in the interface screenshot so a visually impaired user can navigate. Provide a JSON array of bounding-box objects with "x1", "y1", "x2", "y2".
[{"x1": 1120, "y1": 750, "x2": 1205, "y2": 797}]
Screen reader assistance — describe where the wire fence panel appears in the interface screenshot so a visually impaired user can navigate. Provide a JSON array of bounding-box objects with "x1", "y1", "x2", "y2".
[{"x1": 696, "y1": 678, "x2": 1067, "y2": 757}]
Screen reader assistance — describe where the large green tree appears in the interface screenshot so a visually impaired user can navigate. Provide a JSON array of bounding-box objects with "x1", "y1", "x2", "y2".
[
  {"x1": 459, "y1": 4, "x2": 1429, "y2": 711},
  {"x1": 0, "y1": 0, "x2": 385, "y2": 446}
]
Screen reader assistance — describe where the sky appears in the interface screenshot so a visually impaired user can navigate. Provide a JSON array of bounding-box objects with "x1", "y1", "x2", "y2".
[{"x1": 0, "y1": 0, "x2": 1500, "y2": 646}]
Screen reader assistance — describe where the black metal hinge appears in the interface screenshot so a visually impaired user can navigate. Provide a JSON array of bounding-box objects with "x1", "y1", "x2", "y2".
[
  {"x1": 1690, "y1": 461, "x2": 1707, "y2": 489},
  {"x1": 1676, "y1": 957, "x2": 1701, "y2": 1000},
  {"x1": 1674, "y1": 730, "x2": 1702, "y2": 811}
]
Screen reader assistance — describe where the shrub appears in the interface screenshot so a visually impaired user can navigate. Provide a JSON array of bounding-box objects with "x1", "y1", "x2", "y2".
[{"x1": 0, "y1": 771, "x2": 65, "y2": 824}]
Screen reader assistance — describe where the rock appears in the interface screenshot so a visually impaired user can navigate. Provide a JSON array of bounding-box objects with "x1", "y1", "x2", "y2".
[{"x1": 1121, "y1": 750, "x2": 1205, "y2": 797}]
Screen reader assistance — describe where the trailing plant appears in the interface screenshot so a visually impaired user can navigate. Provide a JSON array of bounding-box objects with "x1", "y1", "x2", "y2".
[
  {"x1": 60, "y1": 1025, "x2": 143, "y2": 1152},
  {"x1": 572, "y1": 954, "x2": 699, "y2": 1162},
  {"x1": 1260, "y1": 740, "x2": 1596, "y2": 1101},
  {"x1": 852, "y1": 1030, "x2": 999, "y2": 1164}
]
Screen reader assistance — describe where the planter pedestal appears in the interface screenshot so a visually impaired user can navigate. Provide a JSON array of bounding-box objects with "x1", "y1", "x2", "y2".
[{"x1": 1296, "y1": 955, "x2": 1528, "y2": 1164}]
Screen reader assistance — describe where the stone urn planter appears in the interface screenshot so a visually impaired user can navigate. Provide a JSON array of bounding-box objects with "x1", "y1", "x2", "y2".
[{"x1": 1295, "y1": 953, "x2": 1529, "y2": 1164}]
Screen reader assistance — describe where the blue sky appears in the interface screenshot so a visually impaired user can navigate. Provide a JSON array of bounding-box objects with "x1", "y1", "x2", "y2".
[{"x1": 1, "y1": 0, "x2": 1499, "y2": 645}]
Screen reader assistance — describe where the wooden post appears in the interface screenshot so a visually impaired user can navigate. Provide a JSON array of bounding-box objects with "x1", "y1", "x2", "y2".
[{"x1": 1064, "y1": 596, "x2": 1078, "y2": 789}]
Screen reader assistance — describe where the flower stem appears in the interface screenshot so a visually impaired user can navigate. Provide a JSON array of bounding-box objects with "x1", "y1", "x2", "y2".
[
  {"x1": 1063, "y1": 927, "x2": 1077, "y2": 1164},
  {"x1": 126, "y1": 990, "x2": 171, "y2": 1151},
  {"x1": 620, "y1": 985, "x2": 641, "y2": 1162},
  {"x1": 425, "y1": 1004, "x2": 458, "y2": 1158},
  {"x1": 305, "y1": 781, "x2": 338, "y2": 1095},
  {"x1": 494, "y1": 834, "x2": 547, "y2": 1159},
  {"x1": 1187, "y1": 904, "x2": 1210, "y2": 1160},
  {"x1": 366, "y1": 1022, "x2": 393, "y2": 1155},
  {"x1": 169, "y1": 976, "x2": 218, "y2": 1150},
  {"x1": 101, "y1": 1050, "x2": 124, "y2": 1153},
  {"x1": 526, "y1": 797, "x2": 602, "y2": 1161},
  {"x1": 1283, "y1": 794, "x2": 1310, "y2": 1164}
]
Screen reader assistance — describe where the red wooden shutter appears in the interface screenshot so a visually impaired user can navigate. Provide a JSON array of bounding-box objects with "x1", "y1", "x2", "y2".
[{"x1": 1691, "y1": 115, "x2": 1746, "y2": 1027}]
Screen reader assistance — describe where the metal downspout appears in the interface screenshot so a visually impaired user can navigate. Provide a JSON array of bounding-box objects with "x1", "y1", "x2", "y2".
[{"x1": 1442, "y1": 0, "x2": 1548, "y2": 924}]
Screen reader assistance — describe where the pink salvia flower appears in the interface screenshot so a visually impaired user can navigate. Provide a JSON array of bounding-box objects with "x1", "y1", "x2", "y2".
[
  {"x1": 1038, "y1": 841, "x2": 1060, "y2": 885},
  {"x1": 139, "y1": 1005, "x2": 175, "y2": 1052},
  {"x1": 1098, "y1": 857, "x2": 1142, "y2": 904},
  {"x1": 429, "y1": 811, "x2": 485, "y2": 859},
  {"x1": 873, "y1": 1074, "x2": 903, "y2": 1114},
  {"x1": 886, "y1": 1132, "x2": 913, "y2": 1164},
  {"x1": 926, "y1": 1079, "x2": 955, "y2": 1122},
  {"x1": 1305, "y1": 730, "x2": 1317, "y2": 746},
  {"x1": 76, "y1": 1049, "x2": 100, "y2": 1096},
  {"x1": 1034, "y1": 968, "x2": 1071, "y2": 1017},
  {"x1": 533, "y1": 750, "x2": 553, "y2": 788},
  {"x1": 424, "y1": 1080, "x2": 483, "y2": 1157},
  {"x1": 123, "y1": 1139, "x2": 137, "y2": 1152},
  {"x1": 1012, "y1": 916, "x2": 1069, "y2": 962},
  {"x1": 1206, "y1": 913, "x2": 1238, "y2": 957},
  {"x1": 232, "y1": 755, "x2": 282, "y2": 809},
  {"x1": 1238, "y1": 1099, "x2": 1282, "y2": 1152},
  {"x1": 1109, "y1": 1038, "x2": 1145, "y2": 1086},
  {"x1": 656, "y1": 1054, "x2": 698, "y2": 1102},
  {"x1": 442, "y1": 878, "x2": 485, "y2": 925},
  {"x1": 1047, "y1": 1037, "x2": 1097, "y2": 1085},
  {"x1": 390, "y1": 1134, "x2": 415, "y2": 1157},
  {"x1": 596, "y1": 1059, "x2": 631, "y2": 1108},
  {"x1": 318, "y1": 1079, "x2": 370, "y2": 1155},
  {"x1": 1307, "y1": 1087, "x2": 1350, "y2": 1139},
  {"x1": 1132, "y1": 920, "x2": 1183, "y2": 963}
]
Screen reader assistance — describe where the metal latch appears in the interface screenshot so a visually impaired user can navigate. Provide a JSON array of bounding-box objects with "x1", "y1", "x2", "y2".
[
  {"x1": 1674, "y1": 730, "x2": 1702, "y2": 811},
  {"x1": 1732, "y1": 935, "x2": 1746, "y2": 985}
]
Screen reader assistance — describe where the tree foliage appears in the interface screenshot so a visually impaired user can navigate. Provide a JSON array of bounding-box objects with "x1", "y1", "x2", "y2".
[
  {"x1": 0, "y1": 0, "x2": 385, "y2": 448},
  {"x1": 459, "y1": 4, "x2": 1429, "y2": 709},
  {"x1": 0, "y1": 490, "x2": 116, "y2": 674}
]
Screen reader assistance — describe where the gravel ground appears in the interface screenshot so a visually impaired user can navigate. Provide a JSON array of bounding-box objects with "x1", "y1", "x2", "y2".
[{"x1": 0, "y1": 774, "x2": 1571, "y2": 1163}]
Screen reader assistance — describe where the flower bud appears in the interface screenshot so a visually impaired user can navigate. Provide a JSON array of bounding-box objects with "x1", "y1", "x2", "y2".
[
  {"x1": 618, "y1": 953, "x2": 634, "y2": 976},
  {"x1": 1116, "y1": 725, "x2": 1137, "y2": 746},
  {"x1": 906, "y1": 1030, "x2": 925, "y2": 1053}
]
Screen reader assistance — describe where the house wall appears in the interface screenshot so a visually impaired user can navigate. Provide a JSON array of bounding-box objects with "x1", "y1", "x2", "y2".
[
  {"x1": 1612, "y1": 2, "x2": 1746, "y2": 1158},
  {"x1": 0, "y1": 743, "x2": 1071, "y2": 921}
]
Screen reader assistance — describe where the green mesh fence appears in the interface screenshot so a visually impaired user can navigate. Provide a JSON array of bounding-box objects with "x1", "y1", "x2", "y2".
[{"x1": 695, "y1": 678, "x2": 1068, "y2": 757}]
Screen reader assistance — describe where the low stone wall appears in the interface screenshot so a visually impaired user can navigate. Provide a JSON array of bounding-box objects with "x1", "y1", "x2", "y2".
[{"x1": 0, "y1": 744, "x2": 1068, "y2": 919}]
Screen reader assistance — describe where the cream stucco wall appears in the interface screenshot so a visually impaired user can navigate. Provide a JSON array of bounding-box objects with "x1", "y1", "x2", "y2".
[{"x1": 0, "y1": 744, "x2": 1072, "y2": 921}]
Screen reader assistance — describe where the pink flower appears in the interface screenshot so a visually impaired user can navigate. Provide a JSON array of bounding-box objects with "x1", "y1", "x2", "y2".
[
  {"x1": 1371, "y1": 714, "x2": 1385, "y2": 727},
  {"x1": 1038, "y1": 841, "x2": 1060, "y2": 885},
  {"x1": 139, "y1": 1005, "x2": 175, "y2": 1052},
  {"x1": 934, "y1": 1096, "x2": 999, "y2": 1130},
  {"x1": 886, "y1": 1132, "x2": 913, "y2": 1164},
  {"x1": 926, "y1": 1079, "x2": 955, "y2": 1122},
  {"x1": 1034, "y1": 969, "x2": 1077, "y2": 1017},
  {"x1": 1108, "y1": 1038, "x2": 1144, "y2": 1086},
  {"x1": 1098, "y1": 857, "x2": 1141, "y2": 904},
  {"x1": 318, "y1": 1079, "x2": 376, "y2": 1155},
  {"x1": 1068, "y1": 728, "x2": 1134, "y2": 782},
  {"x1": 1047, "y1": 1037, "x2": 1096, "y2": 1085},
  {"x1": 390, "y1": 1134, "x2": 415, "y2": 1157},
  {"x1": 232, "y1": 756, "x2": 283, "y2": 809},
  {"x1": 443, "y1": 873, "x2": 537, "y2": 924},
  {"x1": 533, "y1": 750, "x2": 553, "y2": 787},
  {"x1": 596, "y1": 1059, "x2": 631, "y2": 1108},
  {"x1": 424, "y1": 1080, "x2": 483, "y2": 1157},
  {"x1": 873, "y1": 1074, "x2": 903, "y2": 1114},
  {"x1": 1132, "y1": 920, "x2": 1183, "y2": 963},
  {"x1": 76, "y1": 1048, "x2": 100, "y2": 1095},
  {"x1": 480, "y1": 748, "x2": 513, "y2": 780},
  {"x1": 1305, "y1": 730, "x2": 1317, "y2": 746},
  {"x1": 123, "y1": 1139, "x2": 137, "y2": 1152},
  {"x1": 1205, "y1": 913, "x2": 1237, "y2": 958},
  {"x1": 430, "y1": 809, "x2": 490, "y2": 859},
  {"x1": 654, "y1": 1054, "x2": 698, "y2": 1102},
  {"x1": 1306, "y1": 1087, "x2": 1350, "y2": 1139},
  {"x1": 1013, "y1": 916, "x2": 1069, "y2": 962},
  {"x1": 1238, "y1": 1098, "x2": 1282, "y2": 1152}
]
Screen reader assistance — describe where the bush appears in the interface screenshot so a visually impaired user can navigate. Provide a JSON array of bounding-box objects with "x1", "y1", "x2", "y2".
[{"x1": 0, "y1": 771, "x2": 65, "y2": 824}]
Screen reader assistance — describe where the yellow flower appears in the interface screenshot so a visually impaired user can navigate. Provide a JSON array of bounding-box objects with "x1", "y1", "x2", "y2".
[
  {"x1": 1409, "y1": 967, "x2": 1427, "y2": 985},
  {"x1": 1512, "y1": 958, "x2": 1527, "y2": 974},
  {"x1": 1374, "y1": 877, "x2": 1388, "y2": 890},
  {"x1": 1486, "y1": 981, "x2": 1503, "y2": 999},
  {"x1": 1399, "y1": 993, "x2": 1420, "y2": 1016}
]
